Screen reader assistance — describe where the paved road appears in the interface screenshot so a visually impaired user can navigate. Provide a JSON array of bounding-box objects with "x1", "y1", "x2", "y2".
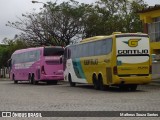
[{"x1": 0, "y1": 80, "x2": 160, "y2": 119}]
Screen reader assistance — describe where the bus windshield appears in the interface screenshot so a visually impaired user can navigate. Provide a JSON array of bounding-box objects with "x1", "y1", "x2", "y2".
[
  {"x1": 44, "y1": 48, "x2": 64, "y2": 56},
  {"x1": 116, "y1": 35, "x2": 150, "y2": 64}
]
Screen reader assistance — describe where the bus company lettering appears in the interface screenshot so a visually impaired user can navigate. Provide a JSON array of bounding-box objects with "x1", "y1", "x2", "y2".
[
  {"x1": 118, "y1": 49, "x2": 148, "y2": 55},
  {"x1": 84, "y1": 59, "x2": 98, "y2": 65}
]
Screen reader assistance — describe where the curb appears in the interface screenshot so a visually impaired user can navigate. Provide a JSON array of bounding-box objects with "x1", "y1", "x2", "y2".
[{"x1": 0, "y1": 78, "x2": 11, "y2": 81}]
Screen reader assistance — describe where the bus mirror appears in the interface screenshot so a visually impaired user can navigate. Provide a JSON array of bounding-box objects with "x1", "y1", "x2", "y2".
[{"x1": 7, "y1": 59, "x2": 12, "y2": 67}]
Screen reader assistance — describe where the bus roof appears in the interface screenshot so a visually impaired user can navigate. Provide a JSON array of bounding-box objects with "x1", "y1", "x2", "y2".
[
  {"x1": 115, "y1": 33, "x2": 149, "y2": 38},
  {"x1": 12, "y1": 46, "x2": 63, "y2": 55},
  {"x1": 12, "y1": 47, "x2": 43, "y2": 55},
  {"x1": 80, "y1": 36, "x2": 109, "y2": 43},
  {"x1": 71, "y1": 32, "x2": 148, "y2": 46}
]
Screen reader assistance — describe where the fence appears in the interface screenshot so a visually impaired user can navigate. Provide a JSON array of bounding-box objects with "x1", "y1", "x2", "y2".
[{"x1": 0, "y1": 67, "x2": 9, "y2": 78}]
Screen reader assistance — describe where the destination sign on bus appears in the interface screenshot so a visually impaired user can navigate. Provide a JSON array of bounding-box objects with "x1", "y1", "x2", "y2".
[{"x1": 118, "y1": 49, "x2": 149, "y2": 55}]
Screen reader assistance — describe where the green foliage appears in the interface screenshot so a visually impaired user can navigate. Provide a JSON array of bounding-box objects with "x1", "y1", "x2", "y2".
[
  {"x1": 0, "y1": 46, "x2": 10, "y2": 68},
  {"x1": 0, "y1": 39, "x2": 28, "y2": 68},
  {"x1": 83, "y1": 0, "x2": 147, "y2": 37},
  {"x1": 1, "y1": 0, "x2": 148, "y2": 67},
  {"x1": 6, "y1": 0, "x2": 87, "y2": 46}
]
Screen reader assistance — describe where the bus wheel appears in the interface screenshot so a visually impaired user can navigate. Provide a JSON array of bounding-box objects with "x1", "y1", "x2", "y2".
[
  {"x1": 14, "y1": 80, "x2": 18, "y2": 84},
  {"x1": 47, "y1": 81, "x2": 58, "y2": 85},
  {"x1": 52, "y1": 80, "x2": 58, "y2": 85},
  {"x1": 92, "y1": 75, "x2": 100, "y2": 90},
  {"x1": 119, "y1": 85, "x2": 128, "y2": 91},
  {"x1": 68, "y1": 74, "x2": 76, "y2": 87},
  {"x1": 13, "y1": 75, "x2": 18, "y2": 84},
  {"x1": 32, "y1": 75, "x2": 38, "y2": 85},
  {"x1": 99, "y1": 76, "x2": 106, "y2": 91},
  {"x1": 28, "y1": 74, "x2": 33, "y2": 84},
  {"x1": 129, "y1": 85, "x2": 137, "y2": 91}
]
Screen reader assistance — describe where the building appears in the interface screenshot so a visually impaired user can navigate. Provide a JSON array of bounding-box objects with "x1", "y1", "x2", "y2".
[
  {"x1": 138, "y1": 5, "x2": 160, "y2": 79},
  {"x1": 138, "y1": 5, "x2": 160, "y2": 55}
]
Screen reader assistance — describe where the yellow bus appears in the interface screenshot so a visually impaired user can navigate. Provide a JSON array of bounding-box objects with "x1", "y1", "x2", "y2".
[{"x1": 64, "y1": 32, "x2": 152, "y2": 91}]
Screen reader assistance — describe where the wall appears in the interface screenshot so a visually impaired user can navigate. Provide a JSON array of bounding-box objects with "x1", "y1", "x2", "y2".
[{"x1": 152, "y1": 62, "x2": 160, "y2": 79}]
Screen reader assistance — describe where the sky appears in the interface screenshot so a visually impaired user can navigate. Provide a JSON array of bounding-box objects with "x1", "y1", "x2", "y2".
[{"x1": 0, "y1": 0, "x2": 159, "y2": 43}]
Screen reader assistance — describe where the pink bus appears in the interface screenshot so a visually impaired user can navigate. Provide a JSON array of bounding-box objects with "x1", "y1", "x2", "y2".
[{"x1": 9, "y1": 46, "x2": 64, "y2": 85}]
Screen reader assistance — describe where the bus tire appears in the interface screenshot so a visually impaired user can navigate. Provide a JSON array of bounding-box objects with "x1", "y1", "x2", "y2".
[
  {"x1": 28, "y1": 74, "x2": 33, "y2": 84},
  {"x1": 13, "y1": 75, "x2": 18, "y2": 84},
  {"x1": 47, "y1": 81, "x2": 58, "y2": 85},
  {"x1": 92, "y1": 74, "x2": 100, "y2": 90},
  {"x1": 14, "y1": 80, "x2": 18, "y2": 84},
  {"x1": 52, "y1": 80, "x2": 58, "y2": 85},
  {"x1": 68, "y1": 74, "x2": 76, "y2": 87},
  {"x1": 129, "y1": 85, "x2": 137, "y2": 91},
  {"x1": 32, "y1": 74, "x2": 38, "y2": 85},
  {"x1": 98, "y1": 75, "x2": 106, "y2": 91},
  {"x1": 119, "y1": 85, "x2": 128, "y2": 91}
]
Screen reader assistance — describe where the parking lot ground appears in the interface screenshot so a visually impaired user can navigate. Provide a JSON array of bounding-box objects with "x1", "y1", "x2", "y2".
[{"x1": 0, "y1": 78, "x2": 160, "y2": 119}]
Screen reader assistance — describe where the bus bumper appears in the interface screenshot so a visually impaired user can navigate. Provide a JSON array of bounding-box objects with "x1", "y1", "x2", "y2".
[
  {"x1": 40, "y1": 74, "x2": 64, "y2": 81},
  {"x1": 112, "y1": 75, "x2": 152, "y2": 85}
]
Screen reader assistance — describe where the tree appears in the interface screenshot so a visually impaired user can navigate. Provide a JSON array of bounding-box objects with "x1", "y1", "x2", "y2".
[
  {"x1": 0, "y1": 38, "x2": 28, "y2": 68},
  {"x1": 0, "y1": 45, "x2": 10, "y2": 68},
  {"x1": 6, "y1": 0, "x2": 87, "y2": 46},
  {"x1": 83, "y1": 0, "x2": 148, "y2": 37},
  {"x1": 6, "y1": 0, "x2": 148, "y2": 46}
]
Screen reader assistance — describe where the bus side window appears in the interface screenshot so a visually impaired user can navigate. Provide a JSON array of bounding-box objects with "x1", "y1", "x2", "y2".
[{"x1": 88, "y1": 42, "x2": 95, "y2": 56}]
